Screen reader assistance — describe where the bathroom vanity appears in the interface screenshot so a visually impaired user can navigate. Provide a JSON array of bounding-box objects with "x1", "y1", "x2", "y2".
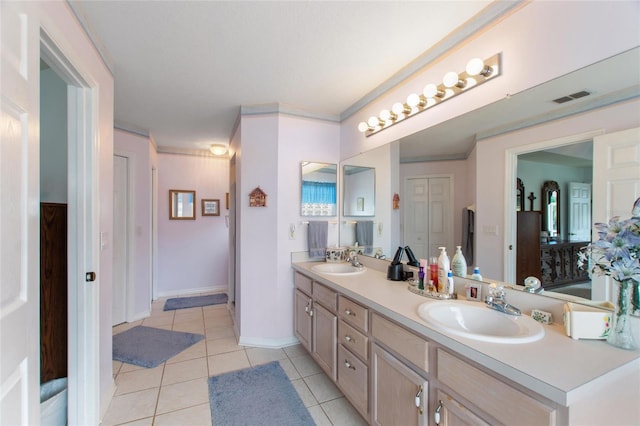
[{"x1": 292, "y1": 258, "x2": 640, "y2": 425}]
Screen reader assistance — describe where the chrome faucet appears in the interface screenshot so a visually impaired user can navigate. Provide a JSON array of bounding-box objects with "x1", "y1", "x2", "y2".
[
  {"x1": 348, "y1": 251, "x2": 362, "y2": 268},
  {"x1": 485, "y1": 285, "x2": 521, "y2": 316}
]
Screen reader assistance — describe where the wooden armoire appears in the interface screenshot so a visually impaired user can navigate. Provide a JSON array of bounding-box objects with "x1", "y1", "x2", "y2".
[
  {"x1": 40, "y1": 202, "x2": 67, "y2": 383},
  {"x1": 516, "y1": 211, "x2": 541, "y2": 286}
]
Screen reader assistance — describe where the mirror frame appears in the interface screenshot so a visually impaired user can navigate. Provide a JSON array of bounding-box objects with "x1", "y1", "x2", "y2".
[
  {"x1": 169, "y1": 189, "x2": 196, "y2": 220},
  {"x1": 541, "y1": 181, "x2": 560, "y2": 238},
  {"x1": 342, "y1": 165, "x2": 376, "y2": 217}
]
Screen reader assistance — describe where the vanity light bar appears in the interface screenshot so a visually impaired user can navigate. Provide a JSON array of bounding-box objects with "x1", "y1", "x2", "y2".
[{"x1": 357, "y1": 53, "x2": 502, "y2": 136}]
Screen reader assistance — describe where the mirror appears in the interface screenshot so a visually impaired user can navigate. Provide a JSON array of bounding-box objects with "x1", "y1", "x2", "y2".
[
  {"x1": 343, "y1": 165, "x2": 375, "y2": 216},
  {"x1": 301, "y1": 162, "x2": 337, "y2": 216},
  {"x1": 541, "y1": 181, "x2": 560, "y2": 239},
  {"x1": 169, "y1": 189, "x2": 196, "y2": 220},
  {"x1": 338, "y1": 48, "x2": 639, "y2": 310}
]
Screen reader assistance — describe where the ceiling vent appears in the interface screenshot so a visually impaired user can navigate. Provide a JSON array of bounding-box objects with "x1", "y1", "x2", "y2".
[{"x1": 552, "y1": 90, "x2": 591, "y2": 104}]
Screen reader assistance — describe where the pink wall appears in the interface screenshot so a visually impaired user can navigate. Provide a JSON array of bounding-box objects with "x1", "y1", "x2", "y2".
[{"x1": 157, "y1": 153, "x2": 229, "y2": 296}]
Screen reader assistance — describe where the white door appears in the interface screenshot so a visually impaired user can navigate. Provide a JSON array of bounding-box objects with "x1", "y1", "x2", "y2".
[
  {"x1": 0, "y1": 2, "x2": 41, "y2": 423},
  {"x1": 113, "y1": 155, "x2": 128, "y2": 325},
  {"x1": 404, "y1": 177, "x2": 452, "y2": 260},
  {"x1": 592, "y1": 127, "x2": 640, "y2": 300},
  {"x1": 567, "y1": 182, "x2": 591, "y2": 242}
]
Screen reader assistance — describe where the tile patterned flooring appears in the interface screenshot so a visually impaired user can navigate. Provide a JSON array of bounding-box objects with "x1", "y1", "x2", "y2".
[{"x1": 102, "y1": 295, "x2": 367, "y2": 425}]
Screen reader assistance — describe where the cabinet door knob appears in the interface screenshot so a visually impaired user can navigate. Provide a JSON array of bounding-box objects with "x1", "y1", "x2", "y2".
[
  {"x1": 415, "y1": 386, "x2": 423, "y2": 414},
  {"x1": 344, "y1": 309, "x2": 354, "y2": 316},
  {"x1": 344, "y1": 335, "x2": 354, "y2": 343},
  {"x1": 344, "y1": 359, "x2": 356, "y2": 370},
  {"x1": 434, "y1": 399, "x2": 443, "y2": 425}
]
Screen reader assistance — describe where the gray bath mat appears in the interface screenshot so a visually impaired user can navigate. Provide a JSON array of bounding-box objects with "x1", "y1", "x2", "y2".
[{"x1": 163, "y1": 293, "x2": 228, "y2": 311}]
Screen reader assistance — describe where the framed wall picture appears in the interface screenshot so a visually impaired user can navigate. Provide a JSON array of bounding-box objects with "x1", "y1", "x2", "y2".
[{"x1": 202, "y1": 199, "x2": 220, "y2": 216}]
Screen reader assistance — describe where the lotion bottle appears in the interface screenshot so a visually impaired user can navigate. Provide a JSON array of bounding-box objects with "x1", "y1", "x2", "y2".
[
  {"x1": 437, "y1": 247, "x2": 450, "y2": 293},
  {"x1": 452, "y1": 246, "x2": 467, "y2": 277},
  {"x1": 446, "y1": 270, "x2": 454, "y2": 295},
  {"x1": 471, "y1": 267, "x2": 483, "y2": 281}
]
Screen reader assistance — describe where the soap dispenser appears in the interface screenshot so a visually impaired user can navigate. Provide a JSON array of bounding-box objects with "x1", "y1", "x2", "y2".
[{"x1": 452, "y1": 246, "x2": 467, "y2": 277}]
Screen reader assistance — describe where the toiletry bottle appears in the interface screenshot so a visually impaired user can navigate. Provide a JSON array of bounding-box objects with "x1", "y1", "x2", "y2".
[
  {"x1": 418, "y1": 266, "x2": 425, "y2": 290},
  {"x1": 437, "y1": 247, "x2": 450, "y2": 293},
  {"x1": 429, "y1": 257, "x2": 438, "y2": 291},
  {"x1": 452, "y1": 246, "x2": 467, "y2": 277},
  {"x1": 447, "y1": 270, "x2": 454, "y2": 295},
  {"x1": 471, "y1": 267, "x2": 483, "y2": 281}
]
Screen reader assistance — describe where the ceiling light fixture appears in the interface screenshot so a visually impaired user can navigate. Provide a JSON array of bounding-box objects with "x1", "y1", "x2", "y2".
[
  {"x1": 357, "y1": 53, "x2": 501, "y2": 136},
  {"x1": 209, "y1": 143, "x2": 228, "y2": 156}
]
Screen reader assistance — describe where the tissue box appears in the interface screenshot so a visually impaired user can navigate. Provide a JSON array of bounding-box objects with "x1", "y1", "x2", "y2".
[{"x1": 563, "y1": 302, "x2": 613, "y2": 340}]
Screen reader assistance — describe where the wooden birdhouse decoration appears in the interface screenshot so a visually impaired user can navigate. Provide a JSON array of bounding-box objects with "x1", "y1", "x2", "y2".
[{"x1": 249, "y1": 186, "x2": 267, "y2": 207}]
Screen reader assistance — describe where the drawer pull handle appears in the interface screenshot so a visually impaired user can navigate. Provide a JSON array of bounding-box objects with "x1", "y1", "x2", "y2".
[
  {"x1": 344, "y1": 335, "x2": 354, "y2": 343},
  {"x1": 344, "y1": 309, "x2": 355, "y2": 316},
  {"x1": 434, "y1": 399, "x2": 443, "y2": 425},
  {"x1": 415, "y1": 386, "x2": 423, "y2": 414},
  {"x1": 344, "y1": 359, "x2": 356, "y2": 370}
]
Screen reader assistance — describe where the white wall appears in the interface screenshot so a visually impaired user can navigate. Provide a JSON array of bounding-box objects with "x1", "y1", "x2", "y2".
[
  {"x1": 157, "y1": 153, "x2": 229, "y2": 296},
  {"x1": 339, "y1": 1, "x2": 640, "y2": 158},
  {"x1": 40, "y1": 68, "x2": 68, "y2": 203},
  {"x1": 236, "y1": 111, "x2": 340, "y2": 347},
  {"x1": 475, "y1": 99, "x2": 640, "y2": 281}
]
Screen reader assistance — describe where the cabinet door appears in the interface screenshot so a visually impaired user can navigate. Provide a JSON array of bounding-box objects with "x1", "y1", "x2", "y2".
[
  {"x1": 371, "y1": 344, "x2": 428, "y2": 426},
  {"x1": 434, "y1": 389, "x2": 489, "y2": 426},
  {"x1": 294, "y1": 289, "x2": 313, "y2": 352},
  {"x1": 313, "y1": 303, "x2": 337, "y2": 380}
]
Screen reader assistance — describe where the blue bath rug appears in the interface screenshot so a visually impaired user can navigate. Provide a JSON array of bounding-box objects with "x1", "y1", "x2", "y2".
[
  {"x1": 208, "y1": 361, "x2": 314, "y2": 426},
  {"x1": 113, "y1": 325, "x2": 204, "y2": 368},
  {"x1": 163, "y1": 293, "x2": 228, "y2": 311}
]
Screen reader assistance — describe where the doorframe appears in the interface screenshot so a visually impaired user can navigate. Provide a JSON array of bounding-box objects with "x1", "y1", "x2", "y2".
[
  {"x1": 113, "y1": 151, "x2": 137, "y2": 322},
  {"x1": 503, "y1": 130, "x2": 603, "y2": 284},
  {"x1": 41, "y1": 31, "x2": 101, "y2": 425}
]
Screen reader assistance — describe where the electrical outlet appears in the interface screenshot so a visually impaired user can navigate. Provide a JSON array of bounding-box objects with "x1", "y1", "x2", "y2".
[{"x1": 289, "y1": 223, "x2": 296, "y2": 240}]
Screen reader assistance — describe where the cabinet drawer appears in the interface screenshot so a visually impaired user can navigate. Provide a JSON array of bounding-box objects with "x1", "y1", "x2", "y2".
[
  {"x1": 294, "y1": 271, "x2": 312, "y2": 295},
  {"x1": 313, "y1": 282, "x2": 337, "y2": 311},
  {"x1": 338, "y1": 320, "x2": 368, "y2": 361},
  {"x1": 338, "y1": 296, "x2": 368, "y2": 333},
  {"x1": 338, "y1": 344, "x2": 368, "y2": 418},
  {"x1": 437, "y1": 349, "x2": 556, "y2": 425},
  {"x1": 372, "y1": 313, "x2": 429, "y2": 373}
]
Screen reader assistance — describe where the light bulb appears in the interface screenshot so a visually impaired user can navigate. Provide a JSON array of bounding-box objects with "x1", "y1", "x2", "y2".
[
  {"x1": 466, "y1": 58, "x2": 485, "y2": 76},
  {"x1": 443, "y1": 71, "x2": 459, "y2": 88},
  {"x1": 358, "y1": 122, "x2": 370, "y2": 132},
  {"x1": 392, "y1": 102, "x2": 409, "y2": 115},
  {"x1": 380, "y1": 109, "x2": 396, "y2": 122},
  {"x1": 406, "y1": 93, "x2": 421, "y2": 107},
  {"x1": 367, "y1": 116, "x2": 381, "y2": 128},
  {"x1": 423, "y1": 83, "x2": 438, "y2": 98}
]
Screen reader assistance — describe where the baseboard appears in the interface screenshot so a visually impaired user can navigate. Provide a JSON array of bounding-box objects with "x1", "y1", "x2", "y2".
[
  {"x1": 238, "y1": 335, "x2": 300, "y2": 349},
  {"x1": 128, "y1": 309, "x2": 150, "y2": 323},
  {"x1": 154, "y1": 285, "x2": 226, "y2": 300}
]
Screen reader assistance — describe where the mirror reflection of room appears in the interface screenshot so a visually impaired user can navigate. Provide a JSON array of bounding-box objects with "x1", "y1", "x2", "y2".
[
  {"x1": 300, "y1": 162, "x2": 337, "y2": 217},
  {"x1": 516, "y1": 141, "x2": 593, "y2": 298}
]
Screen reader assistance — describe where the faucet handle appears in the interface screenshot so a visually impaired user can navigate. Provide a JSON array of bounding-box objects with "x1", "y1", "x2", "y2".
[{"x1": 487, "y1": 284, "x2": 505, "y2": 300}]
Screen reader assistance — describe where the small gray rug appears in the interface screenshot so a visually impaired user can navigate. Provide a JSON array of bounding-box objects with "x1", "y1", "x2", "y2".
[
  {"x1": 163, "y1": 293, "x2": 228, "y2": 311},
  {"x1": 208, "y1": 361, "x2": 314, "y2": 426},
  {"x1": 113, "y1": 325, "x2": 204, "y2": 368}
]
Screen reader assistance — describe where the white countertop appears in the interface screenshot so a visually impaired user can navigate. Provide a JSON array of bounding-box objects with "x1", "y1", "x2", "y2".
[{"x1": 292, "y1": 260, "x2": 640, "y2": 407}]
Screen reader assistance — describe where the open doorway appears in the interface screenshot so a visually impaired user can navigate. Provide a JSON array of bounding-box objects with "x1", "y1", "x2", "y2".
[{"x1": 505, "y1": 132, "x2": 600, "y2": 299}]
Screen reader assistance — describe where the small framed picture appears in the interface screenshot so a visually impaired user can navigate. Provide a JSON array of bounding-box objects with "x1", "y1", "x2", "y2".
[
  {"x1": 201, "y1": 199, "x2": 220, "y2": 216},
  {"x1": 465, "y1": 283, "x2": 482, "y2": 301}
]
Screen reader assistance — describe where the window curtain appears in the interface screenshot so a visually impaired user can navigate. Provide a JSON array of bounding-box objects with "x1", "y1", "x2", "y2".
[{"x1": 302, "y1": 181, "x2": 336, "y2": 204}]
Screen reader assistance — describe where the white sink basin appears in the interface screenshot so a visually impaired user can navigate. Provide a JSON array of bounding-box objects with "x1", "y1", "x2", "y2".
[
  {"x1": 417, "y1": 301, "x2": 544, "y2": 344},
  {"x1": 312, "y1": 263, "x2": 366, "y2": 275}
]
